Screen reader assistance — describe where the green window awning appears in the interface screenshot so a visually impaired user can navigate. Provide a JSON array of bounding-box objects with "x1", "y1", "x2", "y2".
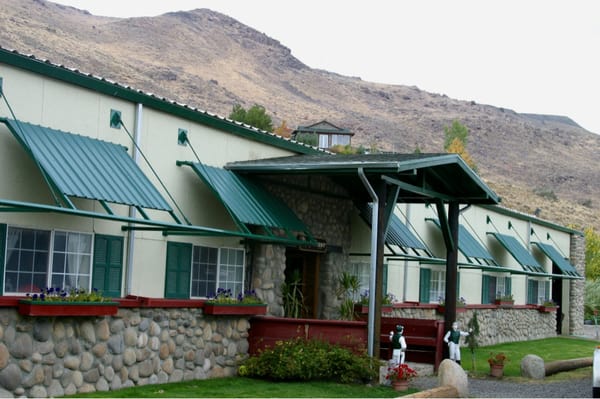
[
  {"x1": 180, "y1": 161, "x2": 311, "y2": 238},
  {"x1": 1, "y1": 118, "x2": 171, "y2": 211},
  {"x1": 428, "y1": 219, "x2": 499, "y2": 267},
  {"x1": 533, "y1": 242, "x2": 582, "y2": 278},
  {"x1": 487, "y1": 232, "x2": 545, "y2": 273},
  {"x1": 359, "y1": 204, "x2": 435, "y2": 259}
]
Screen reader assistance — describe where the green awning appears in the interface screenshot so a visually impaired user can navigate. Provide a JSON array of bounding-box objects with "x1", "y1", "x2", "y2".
[
  {"x1": 359, "y1": 204, "x2": 436, "y2": 259},
  {"x1": 428, "y1": 219, "x2": 499, "y2": 267},
  {"x1": 1, "y1": 118, "x2": 171, "y2": 211},
  {"x1": 179, "y1": 161, "x2": 312, "y2": 239},
  {"x1": 533, "y1": 242, "x2": 582, "y2": 278},
  {"x1": 487, "y1": 232, "x2": 545, "y2": 273}
]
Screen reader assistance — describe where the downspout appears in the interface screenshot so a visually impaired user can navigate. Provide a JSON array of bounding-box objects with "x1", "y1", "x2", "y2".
[
  {"x1": 403, "y1": 204, "x2": 410, "y2": 302},
  {"x1": 125, "y1": 103, "x2": 143, "y2": 295},
  {"x1": 358, "y1": 167, "x2": 378, "y2": 358}
]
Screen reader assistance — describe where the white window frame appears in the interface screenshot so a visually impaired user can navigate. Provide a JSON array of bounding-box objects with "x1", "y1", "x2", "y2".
[
  {"x1": 430, "y1": 269, "x2": 446, "y2": 304},
  {"x1": 3, "y1": 226, "x2": 93, "y2": 295},
  {"x1": 191, "y1": 245, "x2": 245, "y2": 298}
]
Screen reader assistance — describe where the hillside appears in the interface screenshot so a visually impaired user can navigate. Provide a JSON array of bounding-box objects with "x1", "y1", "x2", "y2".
[{"x1": 1, "y1": 0, "x2": 598, "y2": 232}]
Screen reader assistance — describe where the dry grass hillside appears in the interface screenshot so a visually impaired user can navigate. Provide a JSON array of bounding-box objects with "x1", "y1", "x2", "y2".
[{"x1": 1, "y1": 0, "x2": 598, "y2": 232}]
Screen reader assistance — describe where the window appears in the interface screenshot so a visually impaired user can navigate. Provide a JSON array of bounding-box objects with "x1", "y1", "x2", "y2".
[
  {"x1": 190, "y1": 245, "x2": 245, "y2": 298},
  {"x1": 331, "y1": 134, "x2": 350, "y2": 146},
  {"x1": 348, "y1": 261, "x2": 370, "y2": 298},
  {"x1": 3, "y1": 226, "x2": 93, "y2": 294},
  {"x1": 528, "y1": 279, "x2": 550, "y2": 305},
  {"x1": 430, "y1": 269, "x2": 446, "y2": 303},
  {"x1": 318, "y1": 134, "x2": 329, "y2": 148},
  {"x1": 482, "y1": 275, "x2": 511, "y2": 304}
]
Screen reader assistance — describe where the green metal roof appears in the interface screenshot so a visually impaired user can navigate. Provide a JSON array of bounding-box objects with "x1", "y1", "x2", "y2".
[
  {"x1": 1, "y1": 118, "x2": 171, "y2": 211},
  {"x1": 532, "y1": 242, "x2": 582, "y2": 278},
  {"x1": 227, "y1": 153, "x2": 500, "y2": 205},
  {"x1": 487, "y1": 232, "x2": 545, "y2": 273},
  {"x1": 0, "y1": 47, "x2": 323, "y2": 156},
  {"x1": 428, "y1": 219, "x2": 499, "y2": 266},
  {"x1": 388, "y1": 213, "x2": 427, "y2": 251},
  {"x1": 179, "y1": 161, "x2": 311, "y2": 237}
]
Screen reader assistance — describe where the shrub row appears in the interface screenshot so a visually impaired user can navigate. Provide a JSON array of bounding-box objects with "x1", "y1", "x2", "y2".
[{"x1": 239, "y1": 337, "x2": 378, "y2": 383}]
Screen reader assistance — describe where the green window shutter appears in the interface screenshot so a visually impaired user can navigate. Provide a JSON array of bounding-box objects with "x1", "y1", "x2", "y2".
[
  {"x1": 527, "y1": 279, "x2": 536, "y2": 304},
  {"x1": 165, "y1": 241, "x2": 192, "y2": 299},
  {"x1": 456, "y1": 271, "x2": 460, "y2": 296},
  {"x1": 505, "y1": 276, "x2": 512, "y2": 296},
  {"x1": 419, "y1": 268, "x2": 431, "y2": 303},
  {"x1": 93, "y1": 235, "x2": 124, "y2": 298},
  {"x1": 545, "y1": 281, "x2": 551, "y2": 302},
  {"x1": 0, "y1": 224, "x2": 6, "y2": 294},
  {"x1": 383, "y1": 263, "x2": 388, "y2": 295},
  {"x1": 482, "y1": 275, "x2": 491, "y2": 304}
]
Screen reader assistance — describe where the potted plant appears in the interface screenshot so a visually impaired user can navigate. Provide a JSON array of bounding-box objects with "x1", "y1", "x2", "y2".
[
  {"x1": 488, "y1": 352, "x2": 508, "y2": 377},
  {"x1": 494, "y1": 293, "x2": 514, "y2": 307},
  {"x1": 354, "y1": 289, "x2": 395, "y2": 315},
  {"x1": 336, "y1": 272, "x2": 360, "y2": 320},
  {"x1": 385, "y1": 363, "x2": 417, "y2": 391},
  {"x1": 437, "y1": 296, "x2": 467, "y2": 313},
  {"x1": 203, "y1": 288, "x2": 267, "y2": 315},
  {"x1": 538, "y1": 300, "x2": 558, "y2": 313},
  {"x1": 18, "y1": 287, "x2": 118, "y2": 316}
]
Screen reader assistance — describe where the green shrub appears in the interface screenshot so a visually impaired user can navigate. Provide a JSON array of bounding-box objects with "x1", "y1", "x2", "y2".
[{"x1": 239, "y1": 337, "x2": 377, "y2": 383}]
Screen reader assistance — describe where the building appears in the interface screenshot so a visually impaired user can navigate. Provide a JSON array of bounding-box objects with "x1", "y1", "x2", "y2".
[
  {"x1": 0, "y1": 46, "x2": 584, "y2": 396},
  {"x1": 291, "y1": 120, "x2": 354, "y2": 150}
]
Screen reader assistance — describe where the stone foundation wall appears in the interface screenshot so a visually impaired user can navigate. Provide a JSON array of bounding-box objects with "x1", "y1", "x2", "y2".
[
  {"x1": 0, "y1": 307, "x2": 249, "y2": 397},
  {"x1": 387, "y1": 307, "x2": 557, "y2": 347}
]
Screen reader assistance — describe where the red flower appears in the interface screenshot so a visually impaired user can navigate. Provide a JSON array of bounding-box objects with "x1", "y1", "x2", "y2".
[{"x1": 385, "y1": 363, "x2": 417, "y2": 381}]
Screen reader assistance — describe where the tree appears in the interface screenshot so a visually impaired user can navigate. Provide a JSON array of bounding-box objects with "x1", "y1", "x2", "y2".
[
  {"x1": 443, "y1": 120, "x2": 478, "y2": 172},
  {"x1": 273, "y1": 120, "x2": 292, "y2": 138},
  {"x1": 228, "y1": 103, "x2": 273, "y2": 132},
  {"x1": 585, "y1": 227, "x2": 600, "y2": 280},
  {"x1": 465, "y1": 312, "x2": 480, "y2": 372}
]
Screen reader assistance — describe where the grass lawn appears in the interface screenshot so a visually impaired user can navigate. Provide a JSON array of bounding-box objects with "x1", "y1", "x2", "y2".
[{"x1": 67, "y1": 336, "x2": 597, "y2": 398}]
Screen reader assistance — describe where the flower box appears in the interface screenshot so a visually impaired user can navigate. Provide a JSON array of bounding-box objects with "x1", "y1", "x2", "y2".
[
  {"x1": 203, "y1": 303, "x2": 267, "y2": 316},
  {"x1": 18, "y1": 300, "x2": 119, "y2": 316},
  {"x1": 494, "y1": 299, "x2": 514, "y2": 307},
  {"x1": 353, "y1": 303, "x2": 393, "y2": 315},
  {"x1": 538, "y1": 305, "x2": 558, "y2": 313},
  {"x1": 436, "y1": 305, "x2": 466, "y2": 314}
]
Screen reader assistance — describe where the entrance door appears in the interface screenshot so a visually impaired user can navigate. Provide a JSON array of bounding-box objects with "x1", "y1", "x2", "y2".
[
  {"x1": 284, "y1": 249, "x2": 320, "y2": 318},
  {"x1": 552, "y1": 265, "x2": 563, "y2": 334}
]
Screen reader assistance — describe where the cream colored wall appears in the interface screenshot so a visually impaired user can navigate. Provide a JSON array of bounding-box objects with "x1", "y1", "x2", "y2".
[
  {"x1": 0, "y1": 63, "x2": 296, "y2": 297},
  {"x1": 349, "y1": 202, "x2": 575, "y2": 308}
]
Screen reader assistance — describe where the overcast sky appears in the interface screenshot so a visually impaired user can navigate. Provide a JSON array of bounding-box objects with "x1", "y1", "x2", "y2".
[{"x1": 50, "y1": 0, "x2": 599, "y2": 134}]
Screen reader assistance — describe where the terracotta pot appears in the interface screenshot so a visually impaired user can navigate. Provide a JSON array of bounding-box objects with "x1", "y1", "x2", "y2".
[
  {"x1": 391, "y1": 380, "x2": 409, "y2": 391},
  {"x1": 490, "y1": 364, "x2": 504, "y2": 378}
]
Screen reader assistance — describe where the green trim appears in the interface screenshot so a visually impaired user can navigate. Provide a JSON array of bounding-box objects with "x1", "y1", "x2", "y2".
[
  {"x1": 0, "y1": 224, "x2": 5, "y2": 294},
  {"x1": 0, "y1": 47, "x2": 322, "y2": 156},
  {"x1": 419, "y1": 268, "x2": 431, "y2": 303},
  {"x1": 165, "y1": 241, "x2": 192, "y2": 299},
  {"x1": 481, "y1": 205, "x2": 583, "y2": 236},
  {"x1": 93, "y1": 234, "x2": 124, "y2": 298}
]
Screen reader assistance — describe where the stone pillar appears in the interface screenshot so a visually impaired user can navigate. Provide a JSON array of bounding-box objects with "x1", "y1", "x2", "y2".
[
  {"x1": 251, "y1": 243, "x2": 286, "y2": 317},
  {"x1": 569, "y1": 233, "x2": 585, "y2": 336}
]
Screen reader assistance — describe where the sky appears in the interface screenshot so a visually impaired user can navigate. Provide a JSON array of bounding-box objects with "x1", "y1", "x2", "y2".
[{"x1": 50, "y1": 0, "x2": 600, "y2": 134}]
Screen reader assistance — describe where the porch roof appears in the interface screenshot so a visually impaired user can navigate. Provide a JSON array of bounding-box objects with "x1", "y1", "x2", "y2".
[{"x1": 226, "y1": 153, "x2": 500, "y2": 205}]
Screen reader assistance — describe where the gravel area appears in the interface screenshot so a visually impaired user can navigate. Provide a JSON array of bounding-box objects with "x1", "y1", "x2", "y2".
[
  {"x1": 412, "y1": 374, "x2": 592, "y2": 398},
  {"x1": 409, "y1": 327, "x2": 599, "y2": 398}
]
